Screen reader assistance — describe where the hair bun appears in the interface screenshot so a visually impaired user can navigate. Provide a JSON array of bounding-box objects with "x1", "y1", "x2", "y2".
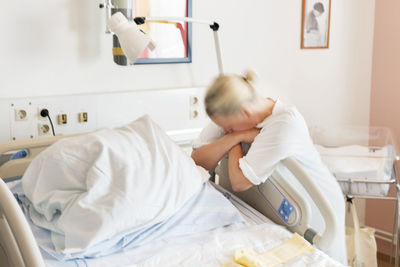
[{"x1": 243, "y1": 69, "x2": 257, "y2": 83}]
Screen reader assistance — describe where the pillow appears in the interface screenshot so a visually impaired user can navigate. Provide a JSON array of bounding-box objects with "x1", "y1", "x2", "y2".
[{"x1": 22, "y1": 115, "x2": 206, "y2": 254}]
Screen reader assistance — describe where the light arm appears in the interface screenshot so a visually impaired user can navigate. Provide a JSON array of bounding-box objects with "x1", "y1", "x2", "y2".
[
  {"x1": 212, "y1": 30, "x2": 224, "y2": 75},
  {"x1": 134, "y1": 16, "x2": 224, "y2": 74},
  {"x1": 135, "y1": 16, "x2": 216, "y2": 25}
]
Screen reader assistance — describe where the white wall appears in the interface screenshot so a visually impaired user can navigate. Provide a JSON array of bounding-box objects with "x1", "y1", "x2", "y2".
[{"x1": 0, "y1": 0, "x2": 375, "y2": 128}]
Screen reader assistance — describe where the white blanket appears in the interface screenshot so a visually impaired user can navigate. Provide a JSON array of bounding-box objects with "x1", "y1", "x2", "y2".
[
  {"x1": 7, "y1": 180, "x2": 343, "y2": 267},
  {"x1": 21, "y1": 115, "x2": 206, "y2": 254}
]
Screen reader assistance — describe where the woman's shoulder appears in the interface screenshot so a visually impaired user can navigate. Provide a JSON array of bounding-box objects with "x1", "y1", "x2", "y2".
[
  {"x1": 259, "y1": 100, "x2": 301, "y2": 126},
  {"x1": 273, "y1": 100, "x2": 299, "y2": 117},
  {"x1": 256, "y1": 101, "x2": 307, "y2": 138}
]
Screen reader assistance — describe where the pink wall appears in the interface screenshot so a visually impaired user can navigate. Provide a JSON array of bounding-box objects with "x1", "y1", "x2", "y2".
[{"x1": 367, "y1": 0, "x2": 400, "y2": 255}]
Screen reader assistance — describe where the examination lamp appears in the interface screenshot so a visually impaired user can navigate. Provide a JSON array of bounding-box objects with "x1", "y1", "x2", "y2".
[
  {"x1": 107, "y1": 12, "x2": 154, "y2": 63},
  {"x1": 105, "y1": 11, "x2": 224, "y2": 74}
]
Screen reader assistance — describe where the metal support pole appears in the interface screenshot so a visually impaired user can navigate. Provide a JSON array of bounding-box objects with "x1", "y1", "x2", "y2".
[
  {"x1": 389, "y1": 185, "x2": 398, "y2": 266},
  {"x1": 213, "y1": 30, "x2": 224, "y2": 75},
  {"x1": 395, "y1": 183, "x2": 400, "y2": 267}
]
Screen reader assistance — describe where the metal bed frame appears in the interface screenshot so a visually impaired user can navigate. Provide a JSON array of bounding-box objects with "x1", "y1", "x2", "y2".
[{"x1": 338, "y1": 156, "x2": 400, "y2": 267}]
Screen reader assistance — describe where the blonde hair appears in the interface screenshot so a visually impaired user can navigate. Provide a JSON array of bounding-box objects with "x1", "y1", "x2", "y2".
[{"x1": 205, "y1": 70, "x2": 257, "y2": 117}]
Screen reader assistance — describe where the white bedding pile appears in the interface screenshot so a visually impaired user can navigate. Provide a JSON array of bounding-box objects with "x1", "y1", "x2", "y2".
[{"x1": 21, "y1": 115, "x2": 207, "y2": 254}]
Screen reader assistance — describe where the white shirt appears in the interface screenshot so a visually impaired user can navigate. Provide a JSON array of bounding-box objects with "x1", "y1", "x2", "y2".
[
  {"x1": 193, "y1": 100, "x2": 329, "y2": 184},
  {"x1": 193, "y1": 100, "x2": 347, "y2": 264}
]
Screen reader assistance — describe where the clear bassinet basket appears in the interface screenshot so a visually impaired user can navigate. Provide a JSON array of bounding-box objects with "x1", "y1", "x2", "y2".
[{"x1": 309, "y1": 126, "x2": 397, "y2": 197}]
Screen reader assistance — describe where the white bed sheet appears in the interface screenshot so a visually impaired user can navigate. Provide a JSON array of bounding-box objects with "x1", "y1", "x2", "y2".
[{"x1": 6, "y1": 180, "x2": 344, "y2": 267}]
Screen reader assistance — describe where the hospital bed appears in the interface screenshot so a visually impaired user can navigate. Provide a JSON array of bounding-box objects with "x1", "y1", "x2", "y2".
[{"x1": 0, "y1": 131, "x2": 345, "y2": 267}]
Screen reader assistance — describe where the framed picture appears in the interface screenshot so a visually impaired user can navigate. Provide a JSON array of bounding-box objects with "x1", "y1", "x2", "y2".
[
  {"x1": 301, "y1": 0, "x2": 331, "y2": 49},
  {"x1": 134, "y1": 0, "x2": 192, "y2": 64}
]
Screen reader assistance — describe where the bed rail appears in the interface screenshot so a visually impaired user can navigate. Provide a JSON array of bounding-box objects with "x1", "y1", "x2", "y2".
[
  {"x1": 0, "y1": 178, "x2": 45, "y2": 267},
  {"x1": 216, "y1": 156, "x2": 338, "y2": 252},
  {"x1": 281, "y1": 157, "x2": 337, "y2": 251},
  {"x1": 0, "y1": 135, "x2": 80, "y2": 179}
]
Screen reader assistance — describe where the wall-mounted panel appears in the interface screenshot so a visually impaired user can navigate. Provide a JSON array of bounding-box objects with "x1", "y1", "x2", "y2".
[{"x1": 0, "y1": 87, "x2": 208, "y2": 145}]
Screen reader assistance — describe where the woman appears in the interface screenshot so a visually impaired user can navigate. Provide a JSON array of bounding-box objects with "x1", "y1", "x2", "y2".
[{"x1": 191, "y1": 70, "x2": 347, "y2": 265}]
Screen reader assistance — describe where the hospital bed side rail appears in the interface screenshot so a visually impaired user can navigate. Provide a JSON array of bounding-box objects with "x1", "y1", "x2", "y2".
[
  {"x1": 0, "y1": 178, "x2": 45, "y2": 267},
  {"x1": 217, "y1": 156, "x2": 338, "y2": 252},
  {"x1": 281, "y1": 157, "x2": 337, "y2": 251},
  {"x1": 0, "y1": 134, "x2": 80, "y2": 179}
]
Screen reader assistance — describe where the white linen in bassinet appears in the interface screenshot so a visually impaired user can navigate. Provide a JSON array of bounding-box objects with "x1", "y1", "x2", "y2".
[{"x1": 315, "y1": 144, "x2": 393, "y2": 196}]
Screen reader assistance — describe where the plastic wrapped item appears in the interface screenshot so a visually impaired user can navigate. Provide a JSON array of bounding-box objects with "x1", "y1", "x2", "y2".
[{"x1": 309, "y1": 126, "x2": 397, "y2": 196}]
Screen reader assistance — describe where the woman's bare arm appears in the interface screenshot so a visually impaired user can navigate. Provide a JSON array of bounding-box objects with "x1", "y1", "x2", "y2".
[
  {"x1": 191, "y1": 133, "x2": 241, "y2": 170},
  {"x1": 228, "y1": 143, "x2": 253, "y2": 192},
  {"x1": 191, "y1": 128, "x2": 260, "y2": 171}
]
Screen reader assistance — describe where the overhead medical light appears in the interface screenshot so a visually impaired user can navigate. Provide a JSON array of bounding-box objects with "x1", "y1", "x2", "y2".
[
  {"x1": 107, "y1": 12, "x2": 155, "y2": 63},
  {"x1": 100, "y1": 2, "x2": 223, "y2": 74}
]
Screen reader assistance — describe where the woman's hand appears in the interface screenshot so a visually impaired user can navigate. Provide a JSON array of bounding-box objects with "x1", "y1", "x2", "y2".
[{"x1": 234, "y1": 128, "x2": 261, "y2": 143}]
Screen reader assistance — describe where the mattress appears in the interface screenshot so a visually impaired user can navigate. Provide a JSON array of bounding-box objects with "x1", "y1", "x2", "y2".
[
  {"x1": 315, "y1": 144, "x2": 394, "y2": 196},
  {"x1": 6, "y1": 179, "x2": 343, "y2": 267}
]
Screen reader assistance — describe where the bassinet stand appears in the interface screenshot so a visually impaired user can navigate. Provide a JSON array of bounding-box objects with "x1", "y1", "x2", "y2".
[{"x1": 342, "y1": 157, "x2": 400, "y2": 267}]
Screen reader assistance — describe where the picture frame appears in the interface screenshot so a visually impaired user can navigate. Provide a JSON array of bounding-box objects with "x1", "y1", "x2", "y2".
[
  {"x1": 134, "y1": 0, "x2": 192, "y2": 65},
  {"x1": 301, "y1": 0, "x2": 331, "y2": 49}
]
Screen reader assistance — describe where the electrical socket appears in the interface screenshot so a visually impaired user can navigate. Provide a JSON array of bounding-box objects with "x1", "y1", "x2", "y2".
[
  {"x1": 38, "y1": 107, "x2": 49, "y2": 120},
  {"x1": 189, "y1": 109, "x2": 199, "y2": 120},
  {"x1": 189, "y1": 96, "x2": 199, "y2": 105},
  {"x1": 189, "y1": 95, "x2": 200, "y2": 120},
  {"x1": 14, "y1": 109, "x2": 28, "y2": 121},
  {"x1": 38, "y1": 123, "x2": 51, "y2": 136}
]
